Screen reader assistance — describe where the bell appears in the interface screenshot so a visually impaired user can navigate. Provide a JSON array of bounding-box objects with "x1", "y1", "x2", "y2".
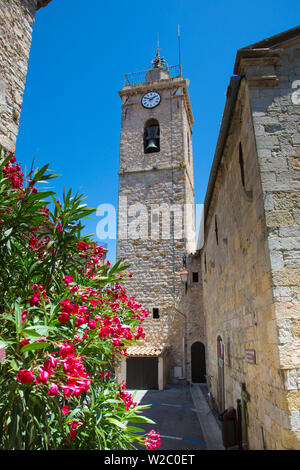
[
  {"x1": 144, "y1": 125, "x2": 160, "y2": 153},
  {"x1": 145, "y1": 138, "x2": 159, "y2": 152}
]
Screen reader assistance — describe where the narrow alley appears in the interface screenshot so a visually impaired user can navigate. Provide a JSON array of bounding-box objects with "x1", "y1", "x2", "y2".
[{"x1": 130, "y1": 383, "x2": 225, "y2": 451}]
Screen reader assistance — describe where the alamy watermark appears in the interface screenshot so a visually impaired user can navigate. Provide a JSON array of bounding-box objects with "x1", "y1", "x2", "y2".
[{"x1": 96, "y1": 197, "x2": 204, "y2": 248}]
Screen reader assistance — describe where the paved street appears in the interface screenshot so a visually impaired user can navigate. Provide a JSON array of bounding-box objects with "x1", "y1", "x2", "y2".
[{"x1": 130, "y1": 383, "x2": 224, "y2": 451}]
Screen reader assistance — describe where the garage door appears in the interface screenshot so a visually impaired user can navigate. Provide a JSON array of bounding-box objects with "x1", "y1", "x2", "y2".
[{"x1": 126, "y1": 357, "x2": 158, "y2": 389}]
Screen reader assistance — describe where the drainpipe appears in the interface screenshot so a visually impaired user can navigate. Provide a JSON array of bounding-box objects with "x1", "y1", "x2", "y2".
[
  {"x1": 174, "y1": 307, "x2": 188, "y2": 382},
  {"x1": 241, "y1": 382, "x2": 250, "y2": 450}
]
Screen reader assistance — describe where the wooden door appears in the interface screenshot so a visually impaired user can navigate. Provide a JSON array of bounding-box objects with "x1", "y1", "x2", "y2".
[
  {"x1": 191, "y1": 341, "x2": 206, "y2": 383},
  {"x1": 126, "y1": 357, "x2": 158, "y2": 389}
]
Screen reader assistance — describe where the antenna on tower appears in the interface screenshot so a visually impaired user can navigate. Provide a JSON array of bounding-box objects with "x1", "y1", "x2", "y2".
[{"x1": 178, "y1": 24, "x2": 182, "y2": 76}]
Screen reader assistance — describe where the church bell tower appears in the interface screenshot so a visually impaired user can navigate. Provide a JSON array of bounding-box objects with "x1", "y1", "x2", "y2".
[{"x1": 116, "y1": 48, "x2": 195, "y2": 389}]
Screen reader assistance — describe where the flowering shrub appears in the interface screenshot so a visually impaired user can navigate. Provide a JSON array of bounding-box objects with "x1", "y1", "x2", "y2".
[{"x1": 0, "y1": 148, "x2": 160, "y2": 450}]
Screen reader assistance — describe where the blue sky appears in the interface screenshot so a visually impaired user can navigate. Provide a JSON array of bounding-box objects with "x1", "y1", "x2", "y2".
[{"x1": 16, "y1": 0, "x2": 300, "y2": 261}]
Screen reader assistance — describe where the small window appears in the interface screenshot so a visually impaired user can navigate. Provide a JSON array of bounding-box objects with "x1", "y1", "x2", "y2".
[
  {"x1": 215, "y1": 216, "x2": 219, "y2": 245},
  {"x1": 192, "y1": 272, "x2": 199, "y2": 283},
  {"x1": 144, "y1": 119, "x2": 160, "y2": 154},
  {"x1": 153, "y1": 308, "x2": 160, "y2": 319},
  {"x1": 239, "y1": 142, "x2": 245, "y2": 188}
]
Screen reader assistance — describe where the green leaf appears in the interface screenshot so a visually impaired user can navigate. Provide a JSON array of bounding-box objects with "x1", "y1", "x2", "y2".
[
  {"x1": 103, "y1": 398, "x2": 120, "y2": 405},
  {"x1": 127, "y1": 415, "x2": 155, "y2": 424},
  {"x1": 3, "y1": 227, "x2": 13, "y2": 238},
  {"x1": 106, "y1": 417, "x2": 126, "y2": 429},
  {"x1": 20, "y1": 341, "x2": 51, "y2": 353},
  {"x1": 126, "y1": 426, "x2": 146, "y2": 433},
  {"x1": 22, "y1": 325, "x2": 56, "y2": 338}
]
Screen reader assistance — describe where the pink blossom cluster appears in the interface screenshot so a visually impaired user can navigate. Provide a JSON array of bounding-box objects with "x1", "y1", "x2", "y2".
[
  {"x1": 56, "y1": 278, "x2": 148, "y2": 353},
  {"x1": 118, "y1": 382, "x2": 137, "y2": 411},
  {"x1": 28, "y1": 234, "x2": 53, "y2": 259},
  {"x1": 3, "y1": 155, "x2": 24, "y2": 189},
  {"x1": 67, "y1": 420, "x2": 84, "y2": 442},
  {"x1": 144, "y1": 430, "x2": 161, "y2": 450},
  {"x1": 17, "y1": 343, "x2": 91, "y2": 400},
  {"x1": 28, "y1": 283, "x2": 49, "y2": 307}
]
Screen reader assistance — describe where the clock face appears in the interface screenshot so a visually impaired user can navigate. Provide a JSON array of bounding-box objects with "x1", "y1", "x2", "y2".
[{"x1": 141, "y1": 91, "x2": 161, "y2": 109}]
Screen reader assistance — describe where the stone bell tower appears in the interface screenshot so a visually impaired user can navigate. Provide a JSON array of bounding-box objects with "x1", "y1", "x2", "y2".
[{"x1": 116, "y1": 49, "x2": 196, "y2": 389}]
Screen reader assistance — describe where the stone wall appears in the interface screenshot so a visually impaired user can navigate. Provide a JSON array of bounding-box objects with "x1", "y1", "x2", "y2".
[
  {"x1": 202, "y1": 78, "x2": 278, "y2": 449},
  {"x1": 0, "y1": 0, "x2": 51, "y2": 152},
  {"x1": 202, "y1": 33, "x2": 300, "y2": 450},
  {"x1": 244, "y1": 39, "x2": 300, "y2": 449}
]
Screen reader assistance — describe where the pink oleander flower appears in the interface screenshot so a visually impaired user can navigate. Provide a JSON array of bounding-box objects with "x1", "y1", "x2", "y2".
[
  {"x1": 68, "y1": 420, "x2": 83, "y2": 442},
  {"x1": 44, "y1": 355, "x2": 57, "y2": 371},
  {"x1": 144, "y1": 430, "x2": 161, "y2": 450},
  {"x1": 62, "y1": 275, "x2": 73, "y2": 286},
  {"x1": 17, "y1": 369, "x2": 34, "y2": 384},
  {"x1": 88, "y1": 319, "x2": 97, "y2": 330},
  {"x1": 35, "y1": 368, "x2": 50, "y2": 385},
  {"x1": 29, "y1": 293, "x2": 40, "y2": 306},
  {"x1": 59, "y1": 343, "x2": 75, "y2": 359},
  {"x1": 58, "y1": 311, "x2": 70, "y2": 323},
  {"x1": 62, "y1": 405, "x2": 70, "y2": 415},
  {"x1": 47, "y1": 383, "x2": 59, "y2": 396},
  {"x1": 20, "y1": 339, "x2": 30, "y2": 349},
  {"x1": 36, "y1": 336, "x2": 47, "y2": 342},
  {"x1": 21, "y1": 310, "x2": 28, "y2": 322}
]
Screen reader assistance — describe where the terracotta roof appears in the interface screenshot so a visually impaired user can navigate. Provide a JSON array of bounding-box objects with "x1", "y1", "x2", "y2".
[{"x1": 127, "y1": 342, "x2": 169, "y2": 357}]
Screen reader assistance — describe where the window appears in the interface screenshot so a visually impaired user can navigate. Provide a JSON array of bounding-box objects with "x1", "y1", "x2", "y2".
[
  {"x1": 192, "y1": 272, "x2": 199, "y2": 283},
  {"x1": 144, "y1": 119, "x2": 160, "y2": 154},
  {"x1": 153, "y1": 308, "x2": 160, "y2": 319},
  {"x1": 239, "y1": 142, "x2": 245, "y2": 188},
  {"x1": 215, "y1": 215, "x2": 219, "y2": 245}
]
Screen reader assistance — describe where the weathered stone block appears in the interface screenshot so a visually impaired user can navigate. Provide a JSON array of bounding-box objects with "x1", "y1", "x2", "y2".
[{"x1": 265, "y1": 210, "x2": 294, "y2": 227}]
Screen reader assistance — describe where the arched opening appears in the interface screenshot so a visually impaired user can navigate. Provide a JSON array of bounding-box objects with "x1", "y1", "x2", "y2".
[
  {"x1": 191, "y1": 341, "x2": 206, "y2": 383},
  {"x1": 217, "y1": 336, "x2": 225, "y2": 411},
  {"x1": 144, "y1": 119, "x2": 160, "y2": 154}
]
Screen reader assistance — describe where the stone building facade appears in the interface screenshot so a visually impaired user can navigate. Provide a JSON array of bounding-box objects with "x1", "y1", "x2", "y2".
[
  {"x1": 116, "y1": 55, "x2": 196, "y2": 389},
  {"x1": 176, "y1": 253, "x2": 206, "y2": 384},
  {"x1": 197, "y1": 26, "x2": 300, "y2": 450},
  {"x1": 0, "y1": 0, "x2": 52, "y2": 153}
]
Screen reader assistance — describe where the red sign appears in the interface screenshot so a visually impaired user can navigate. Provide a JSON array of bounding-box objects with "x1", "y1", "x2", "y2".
[{"x1": 245, "y1": 349, "x2": 256, "y2": 364}]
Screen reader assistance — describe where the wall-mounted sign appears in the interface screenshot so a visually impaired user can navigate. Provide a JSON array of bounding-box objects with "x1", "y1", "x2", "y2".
[{"x1": 245, "y1": 349, "x2": 256, "y2": 364}]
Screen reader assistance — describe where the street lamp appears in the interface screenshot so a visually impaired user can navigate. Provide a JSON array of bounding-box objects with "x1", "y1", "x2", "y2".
[{"x1": 180, "y1": 268, "x2": 189, "y2": 283}]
